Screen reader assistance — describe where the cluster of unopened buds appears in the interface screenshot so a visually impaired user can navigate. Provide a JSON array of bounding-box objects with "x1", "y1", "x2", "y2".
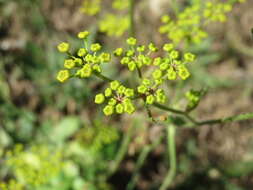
[{"x1": 56, "y1": 31, "x2": 196, "y2": 116}]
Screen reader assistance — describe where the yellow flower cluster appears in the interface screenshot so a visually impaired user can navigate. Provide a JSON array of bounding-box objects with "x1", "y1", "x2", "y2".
[
  {"x1": 204, "y1": 1, "x2": 232, "y2": 22},
  {"x1": 159, "y1": 0, "x2": 246, "y2": 46},
  {"x1": 185, "y1": 88, "x2": 206, "y2": 112},
  {"x1": 80, "y1": 0, "x2": 130, "y2": 37},
  {"x1": 5, "y1": 144, "x2": 63, "y2": 187},
  {"x1": 56, "y1": 33, "x2": 196, "y2": 116},
  {"x1": 56, "y1": 31, "x2": 111, "y2": 83},
  {"x1": 77, "y1": 123, "x2": 119, "y2": 151},
  {"x1": 98, "y1": 0, "x2": 130, "y2": 37},
  {"x1": 152, "y1": 46, "x2": 195, "y2": 81},
  {"x1": 112, "y1": 0, "x2": 129, "y2": 10},
  {"x1": 114, "y1": 38, "x2": 195, "y2": 82},
  {"x1": 80, "y1": 0, "x2": 101, "y2": 16},
  {"x1": 0, "y1": 180, "x2": 24, "y2": 190},
  {"x1": 159, "y1": 4, "x2": 207, "y2": 45},
  {"x1": 99, "y1": 14, "x2": 130, "y2": 37},
  {"x1": 95, "y1": 80, "x2": 136, "y2": 115},
  {"x1": 137, "y1": 78, "x2": 167, "y2": 105}
]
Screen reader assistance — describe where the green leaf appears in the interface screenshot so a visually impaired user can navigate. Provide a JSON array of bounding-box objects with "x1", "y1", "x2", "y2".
[
  {"x1": 50, "y1": 116, "x2": 81, "y2": 142},
  {"x1": 0, "y1": 128, "x2": 11, "y2": 147},
  {"x1": 222, "y1": 160, "x2": 253, "y2": 177}
]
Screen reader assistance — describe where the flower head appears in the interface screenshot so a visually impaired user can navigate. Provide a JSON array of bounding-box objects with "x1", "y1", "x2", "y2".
[
  {"x1": 57, "y1": 42, "x2": 70, "y2": 53},
  {"x1": 77, "y1": 31, "x2": 90, "y2": 39},
  {"x1": 57, "y1": 70, "x2": 70, "y2": 82},
  {"x1": 126, "y1": 37, "x2": 137, "y2": 46}
]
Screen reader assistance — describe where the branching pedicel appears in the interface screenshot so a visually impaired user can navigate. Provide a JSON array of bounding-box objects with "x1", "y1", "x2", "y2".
[{"x1": 56, "y1": 32, "x2": 195, "y2": 117}]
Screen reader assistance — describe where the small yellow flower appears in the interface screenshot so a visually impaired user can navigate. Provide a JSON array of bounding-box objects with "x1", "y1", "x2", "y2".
[
  {"x1": 57, "y1": 70, "x2": 70, "y2": 83},
  {"x1": 91, "y1": 43, "x2": 102, "y2": 52},
  {"x1": 77, "y1": 31, "x2": 90, "y2": 39},
  {"x1": 64, "y1": 59, "x2": 75, "y2": 69},
  {"x1": 57, "y1": 42, "x2": 70, "y2": 53}
]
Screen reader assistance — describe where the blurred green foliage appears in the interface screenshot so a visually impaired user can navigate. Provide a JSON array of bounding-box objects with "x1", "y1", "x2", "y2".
[{"x1": 0, "y1": 0, "x2": 253, "y2": 189}]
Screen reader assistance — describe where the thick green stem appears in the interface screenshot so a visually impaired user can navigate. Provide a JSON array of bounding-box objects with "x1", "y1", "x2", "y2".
[
  {"x1": 153, "y1": 103, "x2": 253, "y2": 127},
  {"x1": 93, "y1": 73, "x2": 253, "y2": 127},
  {"x1": 227, "y1": 19, "x2": 253, "y2": 58},
  {"x1": 197, "y1": 112, "x2": 253, "y2": 126},
  {"x1": 136, "y1": 67, "x2": 142, "y2": 78},
  {"x1": 126, "y1": 135, "x2": 164, "y2": 190},
  {"x1": 171, "y1": 0, "x2": 179, "y2": 16},
  {"x1": 153, "y1": 103, "x2": 185, "y2": 115},
  {"x1": 94, "y1": 72, "x2": 113, "y2": 82},
  {"x1": 153, "y1": 103, "x2": 198, "y2": 124},
  {"x1": 159, "y1": 125, "x2": 177, "y2": 190},
  {"x1": 106, "y1": 124, "x2": 135, "y2": 178},
  {"x1": 129, "y1": 0, "x2": 135, "y2": 37}
]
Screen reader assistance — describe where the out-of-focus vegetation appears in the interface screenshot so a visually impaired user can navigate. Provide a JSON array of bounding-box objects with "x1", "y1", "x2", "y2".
[{"x1": 0, "y1": 0, "x2": 253, "y2": 190}]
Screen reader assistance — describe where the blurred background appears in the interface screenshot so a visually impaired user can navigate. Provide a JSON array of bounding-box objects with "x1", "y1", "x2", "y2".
[{"x1": 0, "y1": 0, "x2": 253, "y2": 189}]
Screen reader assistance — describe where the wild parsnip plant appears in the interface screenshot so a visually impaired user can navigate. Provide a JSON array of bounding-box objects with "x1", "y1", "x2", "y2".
[
  {"x1": 57, "y1": 34, "x2": 195, "y2": 117},
  {"x1": 56, "y1": 0, "x2": 253, "y2": 189}
]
